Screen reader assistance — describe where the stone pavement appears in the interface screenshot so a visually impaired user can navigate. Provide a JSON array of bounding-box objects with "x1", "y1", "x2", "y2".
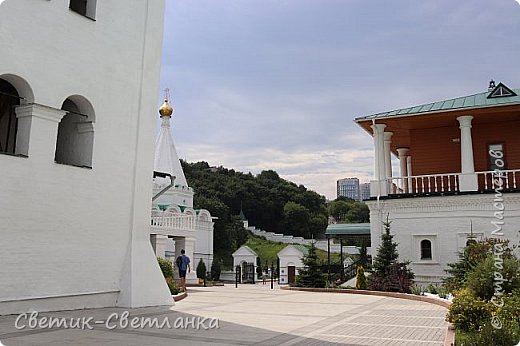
[{"x1": 0, "y1": 284, "x2": 449, "y2": 346}]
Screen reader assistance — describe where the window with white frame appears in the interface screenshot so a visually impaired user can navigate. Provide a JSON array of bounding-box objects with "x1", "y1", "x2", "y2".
[{"x1": 420, "y1": 239, "x2": 432, "y2": 260}]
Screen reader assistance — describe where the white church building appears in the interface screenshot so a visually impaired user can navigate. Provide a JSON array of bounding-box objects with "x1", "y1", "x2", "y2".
[
  {"x1": 150, "y1": 93, "x2": 214, "y2": 283},
  {"x1": 0, "y1": 0, "x2": 174, "y2": 314}
]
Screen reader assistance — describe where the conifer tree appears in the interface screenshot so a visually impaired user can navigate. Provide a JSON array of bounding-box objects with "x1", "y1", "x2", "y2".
[
  {"x1": 296, "y1": 242, "x2": 326, "y2": 288},
  {"x1": 372, "y1": 215, "x2": 398, "y2": 277},
  {"x1": 369, "y1": 215, "x2": 414, "y2": 292}
]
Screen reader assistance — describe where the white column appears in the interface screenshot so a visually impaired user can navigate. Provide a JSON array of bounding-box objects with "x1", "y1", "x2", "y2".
[
  {"x1": 154, "y1": 235, "x2": 167, "y2": 258},
  {"x1": 397, "y1": 148, "x2": 409, "y2": 192},
  {"x1": 457, "y1": 116, "x2": 478, "y2": 191},
  {"x1": 15, "y1": 104, "x2": 65, "y2": 158},
  {"x1": 407, "y1": 156, "x2": 413, "y2": 193},
  {"x1": 384, "y1": 132, "x2": 393, "y2": 179},
  {"x1": 370, "y1": 123, "x2": 387, "y2": 196}
]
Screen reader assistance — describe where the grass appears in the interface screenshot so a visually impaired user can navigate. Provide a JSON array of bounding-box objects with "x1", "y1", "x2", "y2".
[{"x1": 244, "y1": 235, "x2": 345, "y2": 267}]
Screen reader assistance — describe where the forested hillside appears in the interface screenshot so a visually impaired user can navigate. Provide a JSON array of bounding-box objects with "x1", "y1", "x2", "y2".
[
  {"x1": 181, "y1": 160, "x2": 369, "y2": 266},
  {"x1": 181, "y1": 161, "x2": 328, "y2": 264}
]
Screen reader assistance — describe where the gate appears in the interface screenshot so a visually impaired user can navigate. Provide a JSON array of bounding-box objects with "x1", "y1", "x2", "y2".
[{"x1": 241, "y1": 262, "x2": 255, "y2": 284}]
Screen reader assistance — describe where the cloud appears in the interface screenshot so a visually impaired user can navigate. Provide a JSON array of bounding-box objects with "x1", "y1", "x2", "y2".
[{"x1": 160, "y1": 0, "x2": 520, "y2": 200}]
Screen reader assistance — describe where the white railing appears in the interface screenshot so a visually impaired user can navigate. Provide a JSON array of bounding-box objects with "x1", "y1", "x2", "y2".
[
  {"x1": 152, "y1": 182, "x2": 193, "y2": 193},
  {"x1": 151, "y1": 213, "x2": 195, "y2": 231},
  {"x1": 477, "y1": 169, "x2": 520, "y2": 190},
  {"x1": 389, "y1": 173, "x2": 460, "y2": 195}
]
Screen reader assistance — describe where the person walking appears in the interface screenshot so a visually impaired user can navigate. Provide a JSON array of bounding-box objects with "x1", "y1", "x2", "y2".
[{"x1": 176, "y1": 249, "x2": 190, "y2": 292}]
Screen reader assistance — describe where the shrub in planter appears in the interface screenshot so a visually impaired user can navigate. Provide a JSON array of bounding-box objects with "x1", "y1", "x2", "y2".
[
  {"x1": 166, "y1": 277, "x2": 181, "y2": 295},
  {"x1": 157, "y1": 257, "x2": 173, "y2": 278},
  {"x1": 466, "y1": 254, "x2": 520, "y2": 301},
  {"x1": 196, "y1": 259, "x2": 207, "y2": 280},
  {"x1": 456, "y1": 320, "x2": 520, "y2": 346},
  {"x1": 446, "y1": 288, "x2": 492, "y2": 332},
  {"x1": 210, "y1": 259, "x2": 221, "y2": 281},
  {"x1": 410, "y1": 284, "x2": 424, "y2": 296},
  {"x1": 355, "y1": 265, "x2": 367, "y2": 290},
  {"x1": 368, "y1": 262, "x2": 414, "y2": 293},
  {"x1": 444, "y1": 238, "x2": 512, "y2": 294}
]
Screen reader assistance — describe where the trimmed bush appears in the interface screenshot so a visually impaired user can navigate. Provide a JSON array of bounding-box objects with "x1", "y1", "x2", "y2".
[
  {"x1": 466, "y1": 255, "x2": 520, "y2": 301},
  {"x1": 196, "y1": 258, "x2": 207, "y2": 280},
  {"x1": 355, "y1": 265, "x2": 367, "y2": 290},
  {"x1": 210, "y1": 259, "x2": 222, "y2": 281},
  {"x1": 446, "y1": 288, "x2": 492, "y2": 332},
  {"x1": 166, "y1": 277, "x2": 181, "y2": 295},
  {"x1": 369, "y1": 261, "x2": 414, "y2": 293}
]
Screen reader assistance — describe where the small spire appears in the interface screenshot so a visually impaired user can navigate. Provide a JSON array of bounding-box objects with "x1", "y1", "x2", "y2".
[{"x1": 158, "y1": 88, "x2": 174, "y2": 117}]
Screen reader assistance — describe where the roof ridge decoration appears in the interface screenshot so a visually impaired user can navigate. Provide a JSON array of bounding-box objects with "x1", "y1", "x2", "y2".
[{"x1": 487, "y1": 82, "x2": 518, "y2": 99}]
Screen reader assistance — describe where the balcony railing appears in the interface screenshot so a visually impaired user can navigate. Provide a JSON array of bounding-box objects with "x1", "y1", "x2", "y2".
[
  {"x1": 477, "y1": 170, "x2": 519, "y2": 190},
  {"x1": 387, "y1": 169, "x2": 520, "y2": 196},
  {"x1": 151, "y1": 213, "x2": 195, "y2": 231},
  {"x1": 389, "y1": 173, "x2": 460, "y2": 195}
]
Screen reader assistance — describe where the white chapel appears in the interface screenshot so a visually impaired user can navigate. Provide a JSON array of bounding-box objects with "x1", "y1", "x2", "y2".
[{"x1": 150, "y1": 92, "x2": 214, "y2": 283}]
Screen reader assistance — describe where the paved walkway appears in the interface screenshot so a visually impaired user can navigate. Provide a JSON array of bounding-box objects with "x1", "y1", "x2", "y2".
[{"x1": 0, "y1": 284, "x2": 449, "y2": 345}]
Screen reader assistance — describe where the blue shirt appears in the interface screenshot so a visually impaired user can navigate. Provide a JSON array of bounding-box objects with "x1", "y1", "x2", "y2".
[{"x1": 177, "y1": 255, "x2": 190, "y2": 271}]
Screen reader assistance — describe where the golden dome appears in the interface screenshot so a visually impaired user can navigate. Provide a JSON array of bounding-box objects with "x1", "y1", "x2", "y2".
[{"x1": 159, "y1": 99, "x2": 174, "y2": 117}]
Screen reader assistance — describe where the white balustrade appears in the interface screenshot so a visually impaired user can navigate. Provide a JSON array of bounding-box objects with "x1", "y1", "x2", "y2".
[
  {"x1": 388, "y1": 169, "x2": 520, "y2": 195},
  {"x1": 389, "y1": 173, "x2": 460, "y2": 195},
  {"x1": 477, "y1": 169, "x2": 519, "y2": 190},
  {"x1": 151, "y1": 213, "x2": 195, "y2": 231}
]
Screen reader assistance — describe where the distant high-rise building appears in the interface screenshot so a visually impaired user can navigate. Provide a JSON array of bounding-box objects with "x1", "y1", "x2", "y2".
[
  {"x1": 360, "y1": 183, "x2": 371, "y2": 201},
  {"x1": 337, "y1": 177, "x2": 360, "y2": 200}
]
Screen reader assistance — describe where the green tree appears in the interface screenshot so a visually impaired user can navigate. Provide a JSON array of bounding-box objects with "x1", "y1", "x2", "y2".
[
  {"x1": 295, "y1": 243, "x2": 326, "y2": 288},
  {"x1": 346, "y1": 202, "x2": 370, "y2": 223},
  {"x1": 369, "y1": 216, "x2": 414, "y2": 292},
  {"x1": 282, "y1": 201, "x2": 310, "y2": 238},
  {"x1": 327, "y1": 200, "x2": 351, "y2": 222},
  {"x1": 372, "y1": 217, "x2": 398, "y2": 276}
]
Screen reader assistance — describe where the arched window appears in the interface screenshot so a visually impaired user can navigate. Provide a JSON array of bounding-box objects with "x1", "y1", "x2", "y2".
[
  {"x1": 0, "y1": 79, "x2": 20, "y2": 154},
  {"x1": 55, "y1": 96, "x2": 94, "y2": 168},
  {"x1": 466, "y1": 239, "x2": 477, "y2": 247},
  {"x1": 420, "y1": 239, "x2": 432, "y2": 260}
]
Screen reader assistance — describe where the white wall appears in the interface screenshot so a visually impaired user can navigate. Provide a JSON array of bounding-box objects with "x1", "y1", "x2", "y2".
[
  {"x1": 278, "y1": 252, "x2": 304, "y2": 284},
  {"x1": 367, "y1": 193, "x2": 520, "y2": 284},
  {"x1": 0, "y1": 0, "x2": 171, "y2": 314}
]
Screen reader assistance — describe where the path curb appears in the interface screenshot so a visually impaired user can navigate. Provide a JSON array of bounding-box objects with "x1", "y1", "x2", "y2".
[{"x1": 173, "y1": 291, "x2": 188, "y2": 302}]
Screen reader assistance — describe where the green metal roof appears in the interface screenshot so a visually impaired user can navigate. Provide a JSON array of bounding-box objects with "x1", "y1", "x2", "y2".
[
  {"x1": 292, "y1": 244, "x2": 309, "y2": 255},
  {"x1": 355, "y1": 86, "x2": 520, "y2": 121},
  {"x1": 325, "y1": 223, "x2": 370, "y2": 236}
]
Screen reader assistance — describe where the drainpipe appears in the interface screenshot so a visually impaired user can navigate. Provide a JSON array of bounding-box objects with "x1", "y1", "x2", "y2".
[{"x1": 152, "y1": 171, "x2": 175, "y2": 201}]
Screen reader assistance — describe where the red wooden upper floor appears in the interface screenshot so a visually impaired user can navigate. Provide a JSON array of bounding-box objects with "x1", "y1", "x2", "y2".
[{"x1": 355, "y1": 82, "x2": 520, "y2": 197}]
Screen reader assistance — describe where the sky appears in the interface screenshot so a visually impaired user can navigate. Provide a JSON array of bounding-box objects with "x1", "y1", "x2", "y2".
[{"x1": 159, "y1": 0, "x2": 520, "y2": 200}]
